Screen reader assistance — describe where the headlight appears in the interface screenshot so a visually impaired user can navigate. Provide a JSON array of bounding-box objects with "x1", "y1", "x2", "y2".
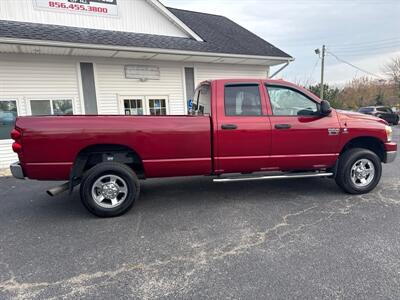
[{"x1": 385, "y1": 125, "x2": 392, "y2": 142}]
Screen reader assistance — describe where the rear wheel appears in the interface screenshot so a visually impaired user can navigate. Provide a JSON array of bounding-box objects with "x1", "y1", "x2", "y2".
[
  {"x1": 80, "y1": 162, "x2": 140, "y2": 217},
  {"x1": 335, "y1": 148, "x2": 382, "y2": 194}
]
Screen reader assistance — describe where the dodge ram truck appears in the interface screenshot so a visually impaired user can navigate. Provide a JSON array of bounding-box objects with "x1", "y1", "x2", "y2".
[{"x1": 10, "y1": 79, "x2": 397, "y2": 217}]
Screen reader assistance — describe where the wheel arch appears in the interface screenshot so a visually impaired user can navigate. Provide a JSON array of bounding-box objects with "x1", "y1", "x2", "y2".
[
  {"x1": 340, "y1": 136, "x2": 385, "y2": 162},
  {"x1": 71, "y1": 144, "x2": 145, "y2": 183}
]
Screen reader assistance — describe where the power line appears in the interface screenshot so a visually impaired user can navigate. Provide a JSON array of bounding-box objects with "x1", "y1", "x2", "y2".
[
  {"x1": 331, "y1": 44, "x2": 400, "y2": 56},
  {"x1": 330, "y1": 43, "x2": 400, "y2": 53},
  {"x1": 329, "y1": 37, "x2": 400, "y2": 48},
  {"x1": 330, "y1": 43, "x2": 400, "y2": 52},
  {"x1": 276, "y1": 37, "x2": 400, "y2": 50},
  {"x1": 331, "y1": 47, "x2": 400, "y2": 57},
  {"x1": 331, "y1": 50, "x2": 400, "y2": 58},
  {"x1": 331, "y1": 41, "x2": 400, "y2": 50},
  {"x1": 327, "y1": 50, "x2": 384, "y2": 79},
  {"x1": 304, "y1": 56, "x2": 320, "y2": 87},
  {"x1": 332, "y1": 49, "x2": 400, "y2": 58}
]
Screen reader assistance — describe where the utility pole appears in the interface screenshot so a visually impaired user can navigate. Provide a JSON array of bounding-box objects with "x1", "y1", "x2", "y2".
[
  {"x1": 320, "y1": 45, "x2": 326, "y2": 100},
  {"x1": 315, "y1": 45, "x2": 326, "y2": 100}
]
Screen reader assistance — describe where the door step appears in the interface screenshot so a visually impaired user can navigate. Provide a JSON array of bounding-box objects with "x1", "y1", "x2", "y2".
[{"x1": 213, "y1": 172, "x2": 333, "y2": 183}]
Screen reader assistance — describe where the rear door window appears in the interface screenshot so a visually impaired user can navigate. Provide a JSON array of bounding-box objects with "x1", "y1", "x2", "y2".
[{"x1": 224, "y1": 84, "x2": 262, "y2": 116}]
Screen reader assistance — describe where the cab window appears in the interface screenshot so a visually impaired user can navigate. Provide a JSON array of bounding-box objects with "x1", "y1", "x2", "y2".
[
  {"x1": 224, "y1": 84, "x2": 262, "y2": 116},
  {"x1": 266, "y1": 85, "x2": 318, "y2": 116}
]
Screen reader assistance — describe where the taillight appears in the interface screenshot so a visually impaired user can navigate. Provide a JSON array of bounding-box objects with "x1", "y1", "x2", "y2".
[
  {"x1": 12, "y1": 142, "x2": 22, "y2": 153},
  {"x1": 11, "y1": 129, "x2": 21, "y2": 140},
  {"x1": 11, "y1": 128, "x2": 22, "y2": 153}
]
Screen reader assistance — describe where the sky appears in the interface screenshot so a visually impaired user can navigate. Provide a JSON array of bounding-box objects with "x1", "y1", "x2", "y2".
[{"x1": 162, "y1": 0, "x2": 400, "y2": 87}]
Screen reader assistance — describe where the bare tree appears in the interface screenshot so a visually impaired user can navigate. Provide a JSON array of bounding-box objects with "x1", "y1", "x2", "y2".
[{"x1": 384, "y1": 56, "x2": 400, "y2": 92}]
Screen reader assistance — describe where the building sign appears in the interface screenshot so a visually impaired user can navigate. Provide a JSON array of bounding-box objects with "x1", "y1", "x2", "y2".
[
  {"x1": 33, "y1": 0, "x2": 118, "y2": 17},
  {"x1": 125, "y1": 65, "x2": 160, "y2": 81}
]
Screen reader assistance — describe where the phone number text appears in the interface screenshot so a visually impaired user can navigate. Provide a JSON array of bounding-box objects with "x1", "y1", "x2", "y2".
[{"x1": 48, "y1": 1, "x2": 109, "y2": 14}]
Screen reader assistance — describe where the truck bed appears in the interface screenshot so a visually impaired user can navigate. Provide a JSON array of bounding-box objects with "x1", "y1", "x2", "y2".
[{"x1": 15, "y1": 115, "x2": 212, "y2": 180}]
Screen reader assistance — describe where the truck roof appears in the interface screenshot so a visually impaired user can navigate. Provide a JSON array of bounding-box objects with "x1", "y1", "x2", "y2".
[
  {"x1": 201, "y1": 78, "x2": 295, "y2": 86},
  {"x1": 199, "y1": 78, "x2": 320, "y2": 101}
]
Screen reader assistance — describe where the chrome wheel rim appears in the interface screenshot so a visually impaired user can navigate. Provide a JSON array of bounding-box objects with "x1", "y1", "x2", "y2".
[
  {"x1": 91, "y1": 175, "x2": 128, "y2": 208},
  {"x1": 350, "y1": 159, "x2": 375, "y2": 187}
]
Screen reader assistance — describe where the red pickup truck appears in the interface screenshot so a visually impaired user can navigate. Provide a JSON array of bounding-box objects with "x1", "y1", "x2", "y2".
[{"x1": 10, "y1": 79, "x2": 397, "y2": 217}]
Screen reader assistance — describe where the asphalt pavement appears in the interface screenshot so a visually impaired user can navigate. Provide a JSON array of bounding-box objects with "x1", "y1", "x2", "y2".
[{"x1": 0, "y1": 126, "x2": 399, "y2": 299}]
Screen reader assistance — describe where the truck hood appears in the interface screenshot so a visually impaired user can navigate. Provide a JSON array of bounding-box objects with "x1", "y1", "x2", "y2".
[{"x1": 336, "y1": 109, "x2": 388, "y2": 125}]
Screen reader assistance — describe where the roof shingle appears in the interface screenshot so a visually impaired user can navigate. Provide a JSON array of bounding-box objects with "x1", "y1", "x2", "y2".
[
  {"x1": 168, "y1": 8, "x2": 291, "y2": 58},
  {"x1": 0, "y1": 7, "x2": 291, "y2": 59}
]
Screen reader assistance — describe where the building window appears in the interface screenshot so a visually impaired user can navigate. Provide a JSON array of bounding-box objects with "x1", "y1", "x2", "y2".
[
  {"x1": 124, "y1": 99, "x2": 144, "y2": 115},
  {"x1": 30, "y1": 99, "x2": 73, "y2": 116},
  {"x1": 184, "y1": 67, "x2": 195, "y2": 114},
  {"x1": 120, "y1": 96, "x2": 169, "y2": 115},
  {"x1": 148, "y1": 99, "x2": 167, "y2": 115},
  {"x1": 0, "y1": 100, "x2": 18, "y2": 140}
]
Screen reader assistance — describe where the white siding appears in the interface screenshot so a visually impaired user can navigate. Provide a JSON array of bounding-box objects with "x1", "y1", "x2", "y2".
[
  {"x1": 0, "y1": 54, "x2": 81, "y2": 169},
  {"x1": 0, "y1": 0, "x2": 189, "y2": 38},
  {"x1": 0, "y1": 54, "x2": 82, "y2": 114},
  {"x1": 195, "y1": 63, "x2": 269, "y2": 85},
  {"x1": 95, "y1": 59, "x2": 185, "y2": 115},
  {"x1": 0, "y1": 141, "x2": 17, "y2": 168}
]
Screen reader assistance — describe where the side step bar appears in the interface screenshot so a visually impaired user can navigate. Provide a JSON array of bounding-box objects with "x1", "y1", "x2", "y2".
[{"x1": 213, "y1": 172, "x2": 333, "y2": 183}]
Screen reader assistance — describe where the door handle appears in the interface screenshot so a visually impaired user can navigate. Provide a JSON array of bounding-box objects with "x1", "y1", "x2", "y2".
[
  {"x1": 221, "y1": 124, "x2": 238, "y2": 130},
  {"x1": 275, "y1": 124, "x2": 291, "y2": 129}
]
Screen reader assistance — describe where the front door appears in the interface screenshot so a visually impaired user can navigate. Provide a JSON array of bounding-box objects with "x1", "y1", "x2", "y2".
[
  {"x1": 264, "y1": 84, "x2": 341, "y2": 170},
  {"x1": 215, "y1": 82, "x2": 272, "y2": 173}
]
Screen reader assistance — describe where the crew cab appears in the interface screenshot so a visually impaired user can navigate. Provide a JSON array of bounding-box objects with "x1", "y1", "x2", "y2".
[{"x1": 10, "y1": 79, "x2": 397, "y2": 217}]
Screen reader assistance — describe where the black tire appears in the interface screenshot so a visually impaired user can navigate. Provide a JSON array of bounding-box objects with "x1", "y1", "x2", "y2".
[
  {"x1": 335, "y1": 148, "x2": 382, "y2": 194},
  {"x1": 80, "y1": 162, "x2": 140, "y2": 217}
]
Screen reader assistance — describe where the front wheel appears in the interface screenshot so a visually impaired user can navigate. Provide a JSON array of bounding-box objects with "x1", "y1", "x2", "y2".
[
  {"x1": 335, "y1": 148, "x2": 382, "y2": 194},
  {"x1": 80, "y1": 162, "x2": 140, "y2": 217}
]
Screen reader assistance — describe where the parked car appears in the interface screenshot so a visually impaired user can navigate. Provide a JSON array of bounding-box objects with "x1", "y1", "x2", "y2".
[
  {"x1": 358, "y1": 106, "x2": 399, "y2": 125},
  {"x1": 10, "y1": 79, "x2": 397, "y2": 217}
]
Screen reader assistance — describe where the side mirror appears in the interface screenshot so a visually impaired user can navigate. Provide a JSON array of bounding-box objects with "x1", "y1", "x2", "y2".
[{"x1": 320, "y1": 100, "x2": 332, "y2": 116}]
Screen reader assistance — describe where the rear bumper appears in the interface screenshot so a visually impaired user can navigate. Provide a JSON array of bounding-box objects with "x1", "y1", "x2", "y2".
[
  {"x1": 10, "y1": 162, "x2": 25, "y2": 179},
  {"x1": 383, "y1": 142, "x2": 397, "y2": 163}
]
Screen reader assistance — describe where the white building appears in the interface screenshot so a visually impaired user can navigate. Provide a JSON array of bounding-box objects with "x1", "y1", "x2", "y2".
[{"x1": 0, "y1": 0, "x2": 292, "y2": 168}]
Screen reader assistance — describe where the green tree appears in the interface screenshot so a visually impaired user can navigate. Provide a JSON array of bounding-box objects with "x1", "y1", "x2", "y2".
[{"x1": 308, "y1": 84, "x2": 342, "y2": 108}]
